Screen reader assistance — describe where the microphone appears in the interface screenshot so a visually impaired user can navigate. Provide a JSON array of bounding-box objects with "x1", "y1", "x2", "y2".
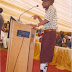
[
  {"x1": 18, "y1": 5, "x2": 39, "y2": 21},
  {"x1": 36, "y1": 5, "x2": 39, "y2": 7}
]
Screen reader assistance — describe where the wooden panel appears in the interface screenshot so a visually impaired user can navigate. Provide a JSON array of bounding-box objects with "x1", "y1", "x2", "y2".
[
  {"x1": 6, "y1": 19, "x2": 36, "y2": 72},
  {"x1": 9, "y1": 20, "x2": 32, "y2": 38},
  {"x1": 6, "y1": 20, "x2": 15, "y2": 72},
  {"x1": 7, "y1": 38, "x2": 30, "y2": 72},
  {"x1": 27, "y1": 29, "x2": 36, "y2": 72}
]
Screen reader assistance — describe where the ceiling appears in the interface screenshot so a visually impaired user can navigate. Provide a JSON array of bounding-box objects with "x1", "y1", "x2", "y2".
[{"x1": 0, "y1": 0, "x2": 72, "y2": 32}]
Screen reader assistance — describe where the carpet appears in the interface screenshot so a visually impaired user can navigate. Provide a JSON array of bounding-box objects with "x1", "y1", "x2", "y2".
[{"x1": 0, "y1": 50, "x2": 71, "y2": 72}]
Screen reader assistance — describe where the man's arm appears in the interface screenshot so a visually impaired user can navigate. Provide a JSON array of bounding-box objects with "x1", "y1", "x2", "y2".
[
  {"x1": 27, "y1": 19, "x2": 49, "y2": 27},
  {"x1": 37, "y1": 16, "x2": 43, "y2": 22},
  {"x1": 33, "y1": 15, "x2": 49, "y2": 27},
  {"x1": 33, "y1": 15, "x2": 43, "y2": 22},
  {"x1": 38, "y1": 19, "x2": 49, "y2": 26}
]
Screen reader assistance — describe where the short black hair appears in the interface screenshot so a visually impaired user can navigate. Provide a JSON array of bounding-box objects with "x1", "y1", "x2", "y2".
[
  {"x1": 0, "y1": 8, "x2": 3, "y2": 13},
  {"x1": 42, "y1": 0, "x2": 54, "y2": 4}
]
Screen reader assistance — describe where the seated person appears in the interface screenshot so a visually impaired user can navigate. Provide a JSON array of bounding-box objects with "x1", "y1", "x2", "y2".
[
  {"x1": 62, "y1": 35, "x2": 68, "y2": 47},
  {"x1": 2, "y1": 23, "x2": 8, "y2": 32},
  {"x1": 66, "y1": 39, "x2": 71, "y2": 48},
  {"x1": 56, "y1": 34, "x2": 62, "y2": 46},
  {"x1": 1, "y1": 23, "x2": 8, "y2": 48},
  {"x1": 60, "y1": 31, "x2": 64, "y2": 39}
]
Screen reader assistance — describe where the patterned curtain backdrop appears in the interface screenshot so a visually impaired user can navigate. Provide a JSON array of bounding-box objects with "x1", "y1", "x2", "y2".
[{"x1": 0, "y1": 0, "x2": 72, "y2": 32}]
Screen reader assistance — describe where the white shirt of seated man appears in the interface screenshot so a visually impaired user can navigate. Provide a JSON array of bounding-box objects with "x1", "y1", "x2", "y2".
[
  {"x1": 1, "y1": 30, "x2": 8, "y2": 48},
  {"x1": 62, "y1": 38, "x2": 66, "y2": 43}
]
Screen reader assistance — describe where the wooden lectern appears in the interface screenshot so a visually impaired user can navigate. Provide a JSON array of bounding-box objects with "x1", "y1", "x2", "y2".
[{"x1": 6, "y1": 17, "x2": 36, "y2": 72}]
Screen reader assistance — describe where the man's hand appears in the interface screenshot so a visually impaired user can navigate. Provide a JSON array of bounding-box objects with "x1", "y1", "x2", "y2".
[{"x1": 32, "y1": 15, "x2": 39, "y2": 20}]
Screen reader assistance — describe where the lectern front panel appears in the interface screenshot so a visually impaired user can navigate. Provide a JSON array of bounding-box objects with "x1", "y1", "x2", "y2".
[{"x1": 6, "y1": 19, "x2": 36, "y2": 72}]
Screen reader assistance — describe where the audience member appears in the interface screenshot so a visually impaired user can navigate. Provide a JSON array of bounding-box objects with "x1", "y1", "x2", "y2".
[
  {"x1": 2, "y1": 23, "x2": 8, "y2": 32},
  {"x1": 7, "y1": 21, "x2": 10, "y2": 29},
  {"x1": 6, "y1": 21, "x2": 10, "y2": 38},
  {"x1": 66, "y1": 32, "x2": 71, "y2": 41},
  {"x1": 56, "y1": 34, "x2": 62, "y2": 46},
  {"x1": 62, "y1": 35, "x2": 69, "y2": 47},
  {"x1": 60, "y1": 31, "x2": 64, "y2": 39},
  {"x1": 1, "y1": 23, "x2": 8, "y2": 48},
  {"x1": 36, "y1": 29, "x2": 71, "y2": 48},
  {"x1": 66, "y1": 39, "x2": 71, "y2": 48}
]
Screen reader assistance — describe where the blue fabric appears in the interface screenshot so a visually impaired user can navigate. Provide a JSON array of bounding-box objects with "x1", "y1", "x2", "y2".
[{"x1": 39, "y1": 30, "x2": 42, "y2": 33}]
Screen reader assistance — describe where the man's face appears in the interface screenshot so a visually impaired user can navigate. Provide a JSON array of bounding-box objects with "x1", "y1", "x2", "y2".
[
  {"x1": 42, "y1": 1, "x2": 51, "y2": 10},
  {"x1": 57, "y1": 34, "x2": 61, "y2": 39}
]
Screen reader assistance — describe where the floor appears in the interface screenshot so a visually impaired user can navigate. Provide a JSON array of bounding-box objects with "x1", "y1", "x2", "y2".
[{"x1": 0, "y1": 49, "x2": 71, "y2": 72}]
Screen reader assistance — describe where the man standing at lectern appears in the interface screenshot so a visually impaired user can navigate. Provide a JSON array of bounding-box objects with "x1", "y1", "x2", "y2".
[{"x1": 28, "y1": 0, "x2": 58, "y2": 72}]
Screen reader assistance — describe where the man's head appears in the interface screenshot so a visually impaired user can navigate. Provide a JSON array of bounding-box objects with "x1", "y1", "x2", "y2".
[
  {"x1": 57, "y1": 34, "x2": 61, "y2": 39},
  {"x1": 0, "y1": 8, "x2": 3, "y2": 13},
  {"x1": 60, "y1": 31, "x2": 64, "y2": 35},
  {"x1": 42, "y1": 0, "x2": 54, "y2": 10}
]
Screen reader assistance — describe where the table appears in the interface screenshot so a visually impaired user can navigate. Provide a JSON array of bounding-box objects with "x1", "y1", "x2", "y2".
[
  {"x1": 34, "y1": 42, "x2": 72, "y2": 71},
  {"x1": 34, "y1": 42, "x2": 41, "y2": 60},
  {"x1": 50, "y1": 46, "x2": 72, "y2": 71}
]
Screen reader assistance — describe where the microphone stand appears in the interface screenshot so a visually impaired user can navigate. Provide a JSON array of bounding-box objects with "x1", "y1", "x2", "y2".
[{"x1": 18, "y1": 5, "x2": 39, "y2": 21}]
